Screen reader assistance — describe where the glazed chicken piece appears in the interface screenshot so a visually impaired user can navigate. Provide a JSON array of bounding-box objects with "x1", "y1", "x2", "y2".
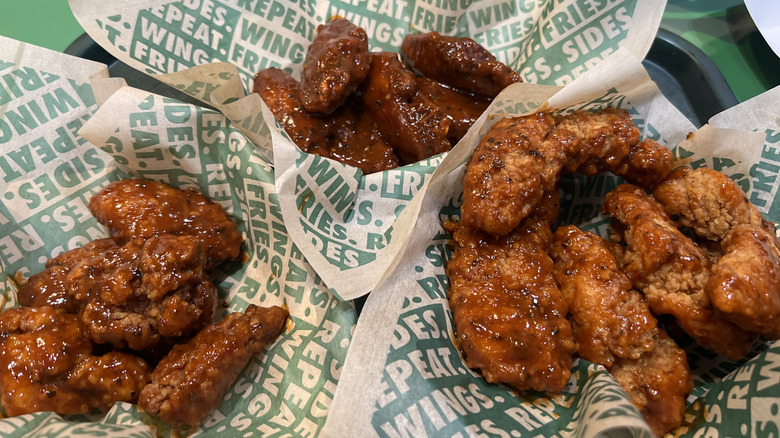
[
  {"x1": 17, "y1": 238, "x2": 116, "y2": 312},
  {"x1": 139, "y1": 304, "x2": 288, "y2": 426},
  {"x1": 445, "y1": 192, "x2": 576, "y2": 393},
  {"x1": 400, "y1": 31, "x2": 521, "y2": 97},
  {"x1": 707, "y1": 225, "x2": 780, "y2": 337},
  {"x1": 0, "y1": 306, "x2": 150, "y2": 417},
  {"x1": 253, "y1": 67, "x2": 332, "y2": 156},
  {"x1": 415, "y1": 77, "x2": 491, "y2": 145},
  {"x1": 610, "y1": 332, "x2": 693, "y2": 437},
  {"x1": 652, "y1": 166, "x2": 775, "y2": 240},
  {"x1": 462, "y1": 109, "x2": 672, "y2": 237},
  {"x1": 550, "y1": 225, "x2": 657, "y2": 366},
  {"x1": 361, "y1": 52, "x2": 452, "y2": 164},
  {"x1": 299, "y1": 18, "x2": 372, "y2": 114},
  {"x1": 327, "y1": 96, "x2": 400, "y2": 173},
  {"x1": 66, "y1": 235, "x2": 217, "y2": 351},
  {"x1": 550, "y1": 226, "x2": 692, "y2": 436},
  {"x1": 460, "y1": 112, "x2": 563, "y2": 236},
  {"x1": 89, "y1": 179, "x2": 242, "y2": 270},
  {"x1": 557, "y1": 108, "x2": 673, "y2": 188},
  {"x1": 602, "y1": 184, "x2": 755, "y2": 360}
]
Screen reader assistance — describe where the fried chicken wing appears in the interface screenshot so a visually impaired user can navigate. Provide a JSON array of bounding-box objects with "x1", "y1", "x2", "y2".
[
  {"x1": 138, "y1": 305, "x2": 288, "y2": 426},
  {"x1": 445, "y1": 192, "x2": 576, "y2": 393},
  {"x1": 17, "y1": 238, "x2": 116, "y2": 312},
  {"x1": 462, "y1": 109, "x2": 672, "y2": 237},
  {"x1": 66, "y1": 235, "x2": 217, "y2": 350},
  {"x1": 89, "y1": 179, "x2": 242, "y2": 270},
  {"x1": 461, "y1": 112, "x2": 564, "y2": 236},
  {"x1": 550, "y1": 225, "x2": 656, "y2": 366},
  {"x1": 652, "y1": 166, "x2": 775, "y2": 240},
  {"x1": 415, "y1": 77, "x2": 491, "y2": 145},
  {"x1": 707, "y1": 225, "x2": 780, "y2": 337},
  {"x1": 299, "y1": 18, "x2": 371, "y2": 115},
  {"x1": 558, "y1": 109, "x2": 672, "y2": 188},
  {"x1": 327, "y1": 96, "x2": 400, "y2": 173},
  {"x1": 361, "y1": 52, "x2": 452, "y2": 164},
  {"x1": 602, "y1": 184, "x2": 755, "y2": 360},
  {"x1": 400, "y1": 31, "x2": 521, "y2": 97},
  {"x1": 0, "y1": 306, "x2": 150, "y2": 417},
  {"x1": 550, "y1": 226, "x2": 691, "y2": 435},
  {"x1": 610, "y1": 332, "x2": 692, "y2": 437}
]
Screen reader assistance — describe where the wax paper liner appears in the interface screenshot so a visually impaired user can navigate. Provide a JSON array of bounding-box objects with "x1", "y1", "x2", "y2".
[
  {"x1": 320, "y1": 51, "x2": 780, "y2": 437},
  {"x1": 0, "y1": 37, "x2": 356, "y2": 437},
  {"x1": 68, "y1": 0, "x2": 667, "y2": 299}
]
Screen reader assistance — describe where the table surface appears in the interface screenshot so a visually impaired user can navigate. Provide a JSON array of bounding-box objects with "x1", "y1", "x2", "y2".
[{"x1": 1, "y1": 0, "x2": 778, "y2": 103}]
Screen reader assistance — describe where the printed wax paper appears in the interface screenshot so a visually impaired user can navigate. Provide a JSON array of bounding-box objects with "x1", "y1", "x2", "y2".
[
  {"x1": 320, "y1": 49, "x2": 780, "y2": 437},
  {"x1": 68, "y1": 0, "x2": 667, "y2": 299},
  {"x1": 0, "y1": 37, "x2": 356, "y2": 437}
]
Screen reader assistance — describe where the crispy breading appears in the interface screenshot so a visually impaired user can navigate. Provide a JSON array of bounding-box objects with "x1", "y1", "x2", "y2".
[
  {"x1": 139, "y1": 305, "x2": 288, "y2": 426},
  {"x1": 602, "y1": 184, "x2": 755, "y2": 360},
  {"x1": 446, "y1": 192, "x2": 577, "y2": 393}
]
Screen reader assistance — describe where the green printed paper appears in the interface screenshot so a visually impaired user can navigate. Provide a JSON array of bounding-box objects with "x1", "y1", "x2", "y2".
[
  {"x1": 68, "y1": 0, "x2": 666, "y2": 299},
  {"x1": 0, "y1": 39, "x2": 356, "y2": 437}
]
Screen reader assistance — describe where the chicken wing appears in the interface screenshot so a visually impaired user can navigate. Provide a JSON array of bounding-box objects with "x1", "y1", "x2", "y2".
[
  {"x1": 0, "y1": 306, "x2": 150, "y2": 417},
  {"x1": 462, "y1": 109, "x2": 672, "y2": 237},
  {"x1": 66, "y1": 235, "x2": 217, "y2": 350},
  {"x1": 610, "y1": 332, "x2": 692, "y2": 437},
  {"x1": 17, "y1": 238, "x2": 116, "y2": 312},
  {"x1": 652, "y1": 166, "x2": 775, "y2": 240},
  {"x1": 445, "y1": 192, "x2": 576, "y2": 393},
  {"x1": 400, "y1": 31, "x2": 521, "y2": 97},
  {"x1": 550, "y1": 225, "x2": 656, "y2": 366},
  {"x1": 707, "y1": 225, "x2": 780, "y2": 337},
  {"x1": 602, "y1": 184, "x2": 755, "y2": 360},
  {"x1": 138, "y1": 304, "x2": 288, "y2": 426},
  {"x1": 415, "y1": 76, "x2": 491, "y2": 145},
  {"x1": 361, "y1": 52, "x2": 452, "y2": 164},
  {"x1": 460, "y1": 112, "x2": 564, "y2": 236},
  {"x1": 89, "y1": 179, "x2": 242, "y2": 270},
  {"x1": 550, "y1": 226, "x2": 692, "y2": 435},
  {"x1": 299, "y1": 18, "x2": 371, "y2": 115}
]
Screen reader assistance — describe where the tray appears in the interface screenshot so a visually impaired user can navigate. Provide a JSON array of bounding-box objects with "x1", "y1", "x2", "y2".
[{"x1": 65, "y1": 29, "x2": 737, "y2": 127}]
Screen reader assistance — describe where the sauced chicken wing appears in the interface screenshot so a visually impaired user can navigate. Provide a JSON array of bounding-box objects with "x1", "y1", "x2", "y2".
[
  {"x1": 445, "y1": 192, "x2": 577, "y2": 393},
  {"x1": 139, "y1": 305, "x2": 288, "y2": 426},
  {"x1": 254, "y1": 68, "x2": 398, "y2": 174},
  {"x1": 327, "y1": 96, "x2": 400, "y2": 173},
  {"x1": 66, "y1": 235, "x2": 217, "y2": 350},
  {"x1": 707, "y1": 225, "x2": 780, "y2": 337},
  {"x1": 361, "y1": 52, "x2": 452, "y2": 164},
  {"x1": 602, "y1": 184, "x2": 755, "y2": 360},
  {"x1": 550, "y1": 225, "x2": 656, "y2": 366},
  {"x1": 557, "y1": 109, "x2": 673, "y2": 188},
  {"x1": 550, "y1": 226, "x2": 691, "y2": 436},
  {"x1": 89, "y1": 179, "x2": 242, "y2": 270},
  {"x1": 299, "y1": 18, "x2": 371, "y2": 114},
  {"x1": 253, "y1": 67, "x2": 332, "y2": 156},
  {"x1": 462, "y1": 109, "x2": 672, "y2": 237},
  {"x1": 610, "y1": 332, "x2": 692, "y2": 437},
  {"x1": 17, "y1": 238, "x2": 116, "y2": 312},
  {"x1": 415, "y1": 77, "x2": 491, "y2": 145},
  {"x1": 652, "y1": 166, "x2": 775, "y2": 240},
  {"x1": 461, "y1": 112, "x2": 563, "y2": 236},
  {"x1": 400, "y1": 31, "x2": 521, "y2": 97},
  {"x1": 0, "y1": 306, "x2": 150, "y2": 417}
]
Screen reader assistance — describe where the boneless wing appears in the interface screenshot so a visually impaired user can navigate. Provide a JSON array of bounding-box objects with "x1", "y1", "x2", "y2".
[
  {"x1": 139, "y1": 305, "x2": 288, "y2": 426},
  {"x1": 446, "y1": 192, "x2": 576, "y2": 393},
  {"x1": 89, "y1": 179, "x2": 242, "y2": 270},
  {"x1": 0, "y1": 306, "x2": 150, "y2": 417},
  {"x1": 550, "y1": 226, "x2": 691, "y2": 436},
  {"x1": 602, "y1": 184, "x2": 755, "y2": 360}
]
